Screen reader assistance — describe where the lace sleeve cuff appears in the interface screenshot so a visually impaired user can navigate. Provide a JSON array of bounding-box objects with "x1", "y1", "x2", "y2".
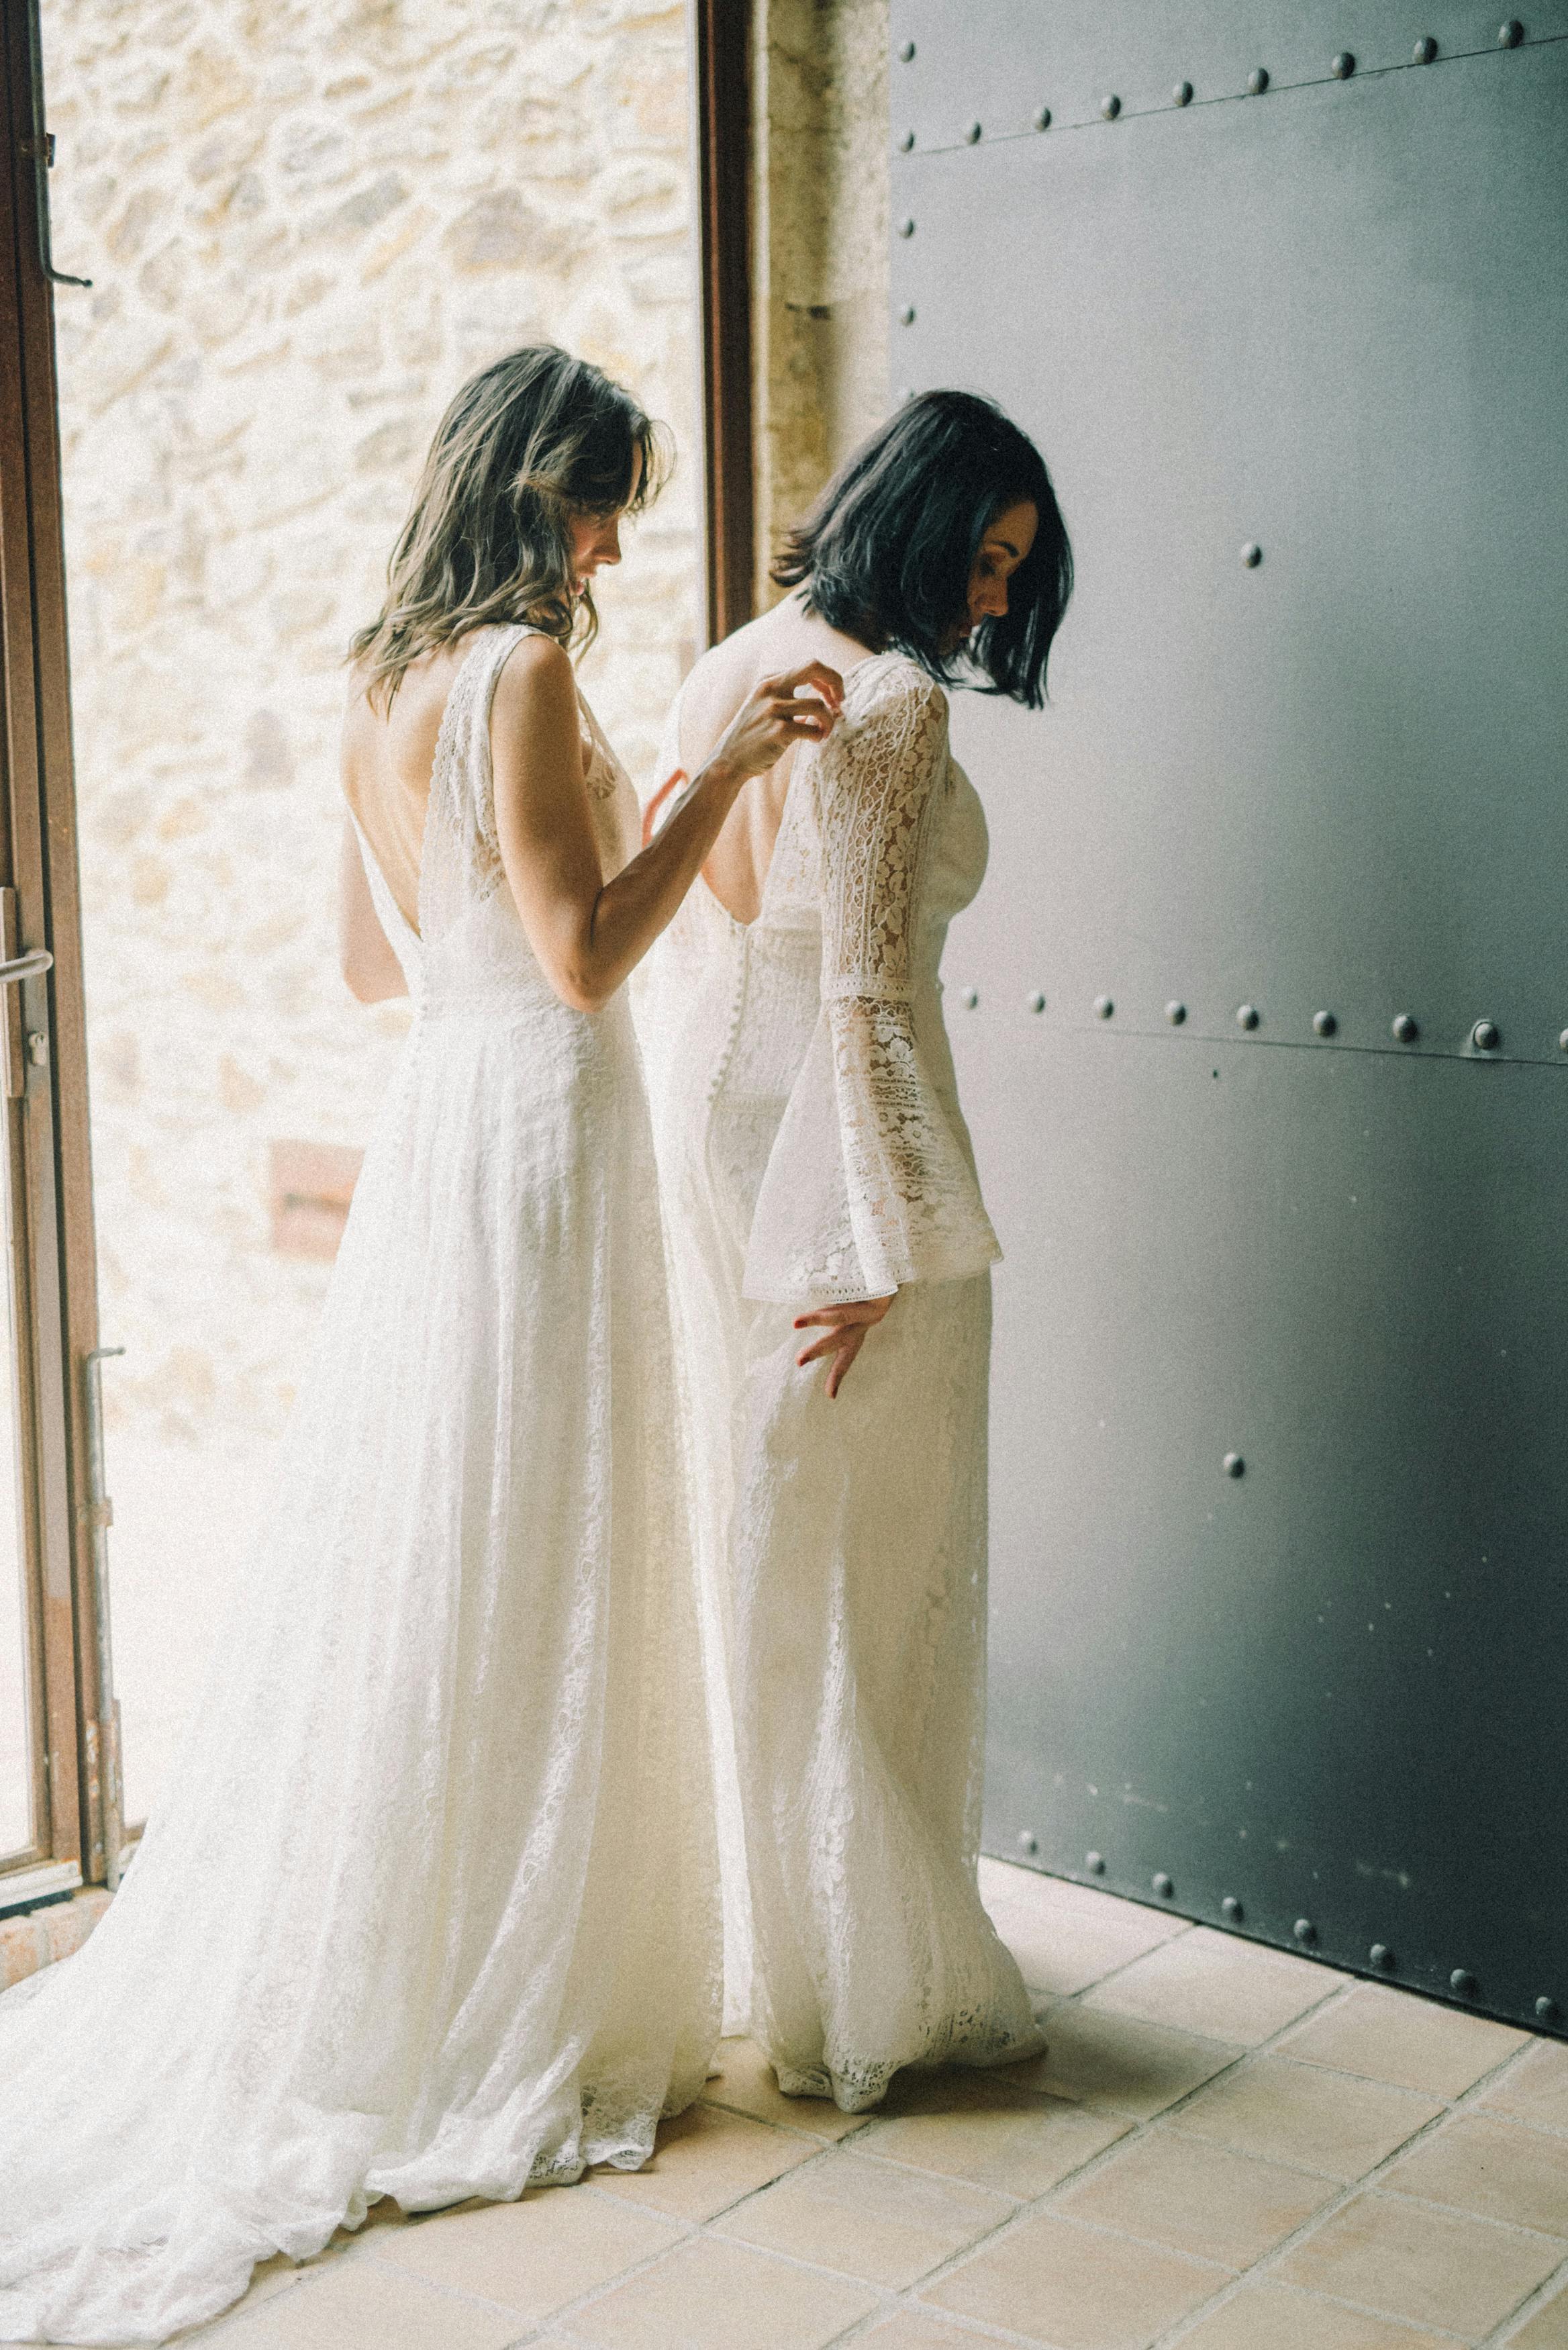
[{"x1": 740, "y1": 997, "x2": 1002, "y2": 1307}]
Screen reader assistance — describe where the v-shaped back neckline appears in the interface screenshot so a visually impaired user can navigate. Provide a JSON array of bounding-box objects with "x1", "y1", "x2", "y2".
[
  {"x1": 411, "y1": 623, "x2": 525, "y2": 945},
  {"x1": 694, "y1": 647, "x2": 903, "y2": 937}
]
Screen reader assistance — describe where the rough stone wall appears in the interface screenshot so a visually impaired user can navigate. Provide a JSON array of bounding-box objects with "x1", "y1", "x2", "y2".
[
  {"x1": 750, "y1": 0, "x2": 889, "y2": 603},
  {"x1": 37, "y1": 0, "x2": 699, "y2": 1819}
]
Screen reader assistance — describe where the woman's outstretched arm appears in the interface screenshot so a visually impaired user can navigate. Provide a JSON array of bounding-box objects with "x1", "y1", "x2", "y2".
[{"x1": 492, "y1": 634, "x2": 840, "y2": 1013}]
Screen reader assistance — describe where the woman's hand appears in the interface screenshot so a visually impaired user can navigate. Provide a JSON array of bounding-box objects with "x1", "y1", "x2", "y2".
[
  {"x1": 793, "y1": 1292, "x2": 894, "y2": 1399},
  {"x1": 702, "y1": 661, "x2": 843, "y2": 787}
]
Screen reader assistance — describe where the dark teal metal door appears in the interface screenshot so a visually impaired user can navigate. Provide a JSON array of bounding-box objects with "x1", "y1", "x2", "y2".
[{"x1": 889, "y1": 2, "x2": 1568, "y2": 2030}]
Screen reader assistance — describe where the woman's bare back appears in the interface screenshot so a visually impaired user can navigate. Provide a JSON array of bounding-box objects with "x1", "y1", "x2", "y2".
[
  {"x1": 340, "y1": 639, "x2": 481, "y2": 933},
  {"x1": 680, "y1": 592, "x2": 873, "y2": 926}
]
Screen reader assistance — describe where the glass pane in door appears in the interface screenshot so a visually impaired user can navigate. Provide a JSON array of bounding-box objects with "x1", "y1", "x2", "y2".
[{"x1": 36, "y1": 7, "x2": 699, "y2": 1830}]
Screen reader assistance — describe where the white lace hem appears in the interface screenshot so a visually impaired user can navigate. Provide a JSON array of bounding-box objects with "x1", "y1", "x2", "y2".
[{"x1": 740, "y1": 998, "x2": 1001, "y2": 1306}]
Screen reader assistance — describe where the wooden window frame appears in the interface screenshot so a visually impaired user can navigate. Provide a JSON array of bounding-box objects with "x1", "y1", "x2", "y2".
[
  {"x1": 692, "y1": 0, "x2": 755, "y2": 646},
  {"x1": 0, "y1": 0, "x2": 112, "y2": 1902}
]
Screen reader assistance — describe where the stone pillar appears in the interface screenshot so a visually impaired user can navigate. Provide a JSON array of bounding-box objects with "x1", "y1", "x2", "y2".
[{"x1": 749, "y1": 0, "x2": 890, "y2": 606}]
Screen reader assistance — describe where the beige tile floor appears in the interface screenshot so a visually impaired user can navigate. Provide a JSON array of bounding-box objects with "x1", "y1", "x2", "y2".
[{"x1": 60, "y1": 1863, "x2": 1568, "y2": 2349}]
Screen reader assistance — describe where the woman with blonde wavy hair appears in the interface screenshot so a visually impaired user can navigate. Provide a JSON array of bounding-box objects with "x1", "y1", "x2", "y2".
[{"x1": 0, "y1": 344, "x2": 841, "y2": 2347}]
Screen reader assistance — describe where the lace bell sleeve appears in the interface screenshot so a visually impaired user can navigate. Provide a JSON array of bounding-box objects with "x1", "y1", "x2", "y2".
[{"x1": 742, "y1": 661, "x2": 1002, "y2": 1306}]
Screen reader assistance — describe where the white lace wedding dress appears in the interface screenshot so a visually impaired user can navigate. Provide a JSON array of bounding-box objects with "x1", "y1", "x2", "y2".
[
  {"x1": 0, "y1": 622, "x2": 720, "y2": 2346},
  {"x1": 640, "y1": 650, "x2": 1042, "y2": 2110}
]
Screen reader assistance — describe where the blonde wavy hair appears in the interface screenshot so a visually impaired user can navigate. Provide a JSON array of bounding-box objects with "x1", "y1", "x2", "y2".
[{"x1": 350, "y1": 344, "x2": 668, "y2": 710}]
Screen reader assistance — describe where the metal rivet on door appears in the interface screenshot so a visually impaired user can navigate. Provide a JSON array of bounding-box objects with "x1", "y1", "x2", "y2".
[
  {"x1": 1034, "y1": 105, "x2": 1052, "y2": 130},
  {"x1": 1471, "y1": 1020, "x2": 1500, "y2": 1050},
  {"x1": 1224, "y1": 1452, "x2": 1245, "y2": 1477},
  {"x1": 1498, "y1": 19, "x2": 1524, "y2": 47},
  {"x1": 899, "y1": 304, "x2": 916, "y2": 324},
  {"x1": 960, "y1": 987, "x2": 979, "y2": 1009},
  {"x1": 1085, "y1": 1850, "x2": 1106, "y2": 1874},
  {"x1": 1294, "y1": 1916, "x2": 1317, "y2": 1944},
  {"x1": 1101, "y1": 94, "x2": 1122, "y2": 120},
  {"x1": 1248, "y1": 67, "x2": 1270, "y2": 94},
  {"x1": 1414, "y1": 36, "x2": 1438, "y2": 62},
  {"x1": 1093, "y1": 994, "x2": 1114, "y2": 1019},
  {"x1": 1242, "y1": 541, "x2": 1263, "y2": 568},
  {"x1": 1451, "y1": 1967, "x2": 1478, "y2": 1996},
  {"x1": 1537, "y1": 1996, "x2": 1561, "y2": 2022},
  {"x1": 1221, "y1": 1893, "x2": 1243, "y2": 1920},
  {"x1": 1236, "y1": 1004, "x2": 1260, "y2": 1031},
  {"x1": 1392, "y1": 1013, "x2": 1418, "y2": 1043},
  {"x1": 1017, "y1": 1828, "x2": 1038, "y2": 1854},
  {"x1": 1027, "y1": 991, "x2": 1046, "y2": 1013},
  {"x1": 1369, "y1": 1941, "x2": 1394, "y2": 1969},
  {"x1": 1153, "y1": 1871, "x2": 1174, "y2": 1897},
  {"x1": 1313, "y1": 1009, "x2": 1338, "y2": 1037},
  {"x1": 898, "y1": 217, "x2": 916, "y2": 238},
  {"x1": 898, "y1": 38, "x2": 916, "y2": 60},
  {"x1": 1173, "y1": 81, "x2": 1193, "y2": 106},
  {"x1": 966, "y1": 121, "x2": 982, "y2": 143},
  {"x1": 1165, "y1": 1000, "x2": 1187, "y2": 1025},
  {"x1": 1332, "y1": 52, "x2": 1355, "y2": 79},
  {"x1": 899, "y1": 129, "x2": 915, "y2": 151}
]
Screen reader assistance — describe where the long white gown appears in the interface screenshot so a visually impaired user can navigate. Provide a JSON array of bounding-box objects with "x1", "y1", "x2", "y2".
[
  {"x1": 0, "y1": 623, "x2": 720, "y2": 2347},
  {"x1": 640, "y1": 649, "x2": 1042, "y2": 2111}
]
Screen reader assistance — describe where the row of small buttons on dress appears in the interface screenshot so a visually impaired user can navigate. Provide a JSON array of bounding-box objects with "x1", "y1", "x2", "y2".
[{"x1": 705, "y1": 935, "x2": 752, "y2": 1105}]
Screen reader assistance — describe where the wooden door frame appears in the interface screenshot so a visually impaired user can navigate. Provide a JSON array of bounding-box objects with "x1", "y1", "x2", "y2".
[
  {"x1": 0, "y1": 0, "x2": 109, "y2": 1897},
  {"x1": 692, "y1": 0, "x2": 755, "y2": 645}
]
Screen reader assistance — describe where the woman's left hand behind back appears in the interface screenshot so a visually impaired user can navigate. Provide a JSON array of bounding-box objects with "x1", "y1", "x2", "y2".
[{"x1": 793, "y1": 1294, "x2": 895, "y2": 1399}]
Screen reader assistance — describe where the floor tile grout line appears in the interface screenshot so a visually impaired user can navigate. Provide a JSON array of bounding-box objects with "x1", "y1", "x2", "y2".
[
  {"x1": 1485, "y1": 2245, "x2": 1568, "y2": 2347},
  {"x1": 697, "y1": 2084, "x2": 876, "y2": 2147},
  {"x1": 1073, "y1": 1931, "x2": 1353, "y2": 2004},
  {"x1": 352, "y1": 2199, "x2": 705, "y2": 2341},
  {"x1": 844, "y1": 1928, "x2": 1559, "y2": 2343},
  {"x1": 184, "y1": 1908, "x2": 1563, "y2": 2348},
  {"x1": 540, "y1": 2130, "x2": 1025, "y2": 2335},
  {"x1": 831, "y1": 2295, "x2": 1043, "y2": 2349},
  {"x1": 1150, "y1": 2267, "x2": 1476, "y2": 2349},
  {"x1": 1142, "y1": 2022, "x2": 1568, "y2": 2345},
  {"x1": 1028, "y1": 1926, "x2": 1350, "y2": 2020},
  {"x1": 1368, "y1": 2179, "x2": 1568, "y2": 2250},
  {"x1": 262, "y1": 2233, "x2": 595, "y2": 2335},
  {"x1": 581, "y1": 2129, "x2": 846, "y2": 2229},
  {"x1": 769, "y1": 1953, "x2": 1451, "y2": 2316},
  {"x1": 1463, "y1": 2098, "x2": 1568, "y2": 2149}
]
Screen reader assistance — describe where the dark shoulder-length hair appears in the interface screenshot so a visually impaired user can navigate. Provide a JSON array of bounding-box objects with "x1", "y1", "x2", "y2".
[
  {"x1": 772, "y1": 389, "x2": 1071, "y2": 708},
  {"x1": 350, "y1": 344, "x2": 668, "y2": 710}
]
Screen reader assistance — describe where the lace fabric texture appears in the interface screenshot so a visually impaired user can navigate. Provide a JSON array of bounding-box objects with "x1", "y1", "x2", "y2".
[
  {"x1": 743, "y1": 657, "x2": 1001, "y2": 1305},
  {"x1": 637, "y1": 649, "x2": 1041, "y2": 2108},
  {"x1": 0, "y1": 625, "x2": 720, "y2": 2345}
]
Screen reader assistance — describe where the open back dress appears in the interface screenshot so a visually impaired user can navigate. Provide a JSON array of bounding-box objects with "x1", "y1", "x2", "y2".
[{"x1": 0, "y1": 622, "x2": 720, "y2": 2345}]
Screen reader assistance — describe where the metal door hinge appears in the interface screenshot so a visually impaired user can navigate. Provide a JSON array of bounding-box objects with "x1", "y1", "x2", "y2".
[
  {"x1": 22, "y1": 79, "x2": 91, "y2": 286},
  {"x1": 0, "y1": 888, "x2": 53, "y2": 1099}
]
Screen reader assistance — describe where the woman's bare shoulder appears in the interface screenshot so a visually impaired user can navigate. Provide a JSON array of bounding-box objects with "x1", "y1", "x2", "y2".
[
  {"x1": 489, "y1": 630, "x2": 577, "y2": 737},
  {"x1": 493, "y1": 628, "x2": 574, "y2": 691}
]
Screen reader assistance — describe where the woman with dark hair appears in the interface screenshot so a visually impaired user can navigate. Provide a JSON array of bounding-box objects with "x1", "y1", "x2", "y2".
[
  {"x1": 0, "y1": 346, "x2": 840, "y2": 2345},
  {"x1": 640, "y1": 389, "x2": 1072, "y2": 2110}
]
